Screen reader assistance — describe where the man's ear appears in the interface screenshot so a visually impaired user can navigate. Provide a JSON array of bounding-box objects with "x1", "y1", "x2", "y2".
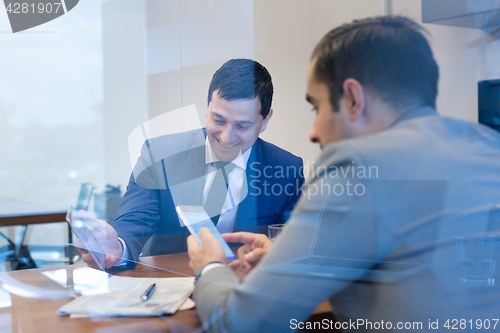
[
  {"x1": 260, "y1": 109, "x2": 273, "y2": 133},
  {"x1": 342, "y1": 79, "x2": 365, "y2": 122}
]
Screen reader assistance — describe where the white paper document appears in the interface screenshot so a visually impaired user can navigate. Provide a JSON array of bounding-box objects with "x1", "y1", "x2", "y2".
[{"x1": 57, "y1": 276, "x2": 195, "y2": 317}]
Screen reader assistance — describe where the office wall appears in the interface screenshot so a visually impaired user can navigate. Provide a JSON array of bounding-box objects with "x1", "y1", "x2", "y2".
[
  {"x1": 254, "y1": 0, "x2": 385, "y2": 165},
  {"x1": 102, "y1": 0, "x2": 149, "y2": 188},
  {"x1": 392, "y1": 0, "x2": 500, "y2": 122}
]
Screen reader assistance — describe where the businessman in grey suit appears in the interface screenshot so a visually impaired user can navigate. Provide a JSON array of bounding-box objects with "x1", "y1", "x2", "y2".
[{"x1": 187, "y1": 17, "x2": 500, "y2": 332}]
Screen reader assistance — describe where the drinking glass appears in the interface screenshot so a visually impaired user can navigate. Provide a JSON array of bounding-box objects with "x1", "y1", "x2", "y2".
[
  {"x1": 268, "y1": 224, "x2": 285, "y2": 242},
  {"x1": 456, "y1": 236, "x2": 496, "y2": 287}
]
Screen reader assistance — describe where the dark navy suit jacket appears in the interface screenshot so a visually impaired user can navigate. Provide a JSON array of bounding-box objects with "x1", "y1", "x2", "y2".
[{"x1": 112, "y1": 128, "x2": 304, "y2": 261}]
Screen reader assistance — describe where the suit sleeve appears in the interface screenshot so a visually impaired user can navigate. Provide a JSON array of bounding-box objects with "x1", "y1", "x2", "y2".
[
  {"x1": 111, "y1": 140, "x2": 166, "y2": 262},
  {"x1": 192, "y1": 154, "x2": 381, "y2": 332},
  {"x1": 112, "y1": 173, "x2": 161, "y2": 262}
]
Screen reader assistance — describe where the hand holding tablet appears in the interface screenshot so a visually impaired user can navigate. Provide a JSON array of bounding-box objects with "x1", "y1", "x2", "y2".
[{"x1": 176, "y1": 206, "x2": 236, "y2": 260}]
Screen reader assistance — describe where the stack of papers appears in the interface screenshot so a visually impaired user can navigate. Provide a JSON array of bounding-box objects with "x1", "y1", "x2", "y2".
[{"x1": 57, "y1": 276, "x2": 195, "y2": 317}]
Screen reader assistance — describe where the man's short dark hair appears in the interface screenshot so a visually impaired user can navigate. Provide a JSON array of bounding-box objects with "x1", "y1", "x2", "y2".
[
  {"x1": 208, "y1": 59, "x2": 273, "y2": 118},
  {"x1": 312, "y1": 16, "x2": 439, "y2": 112}
]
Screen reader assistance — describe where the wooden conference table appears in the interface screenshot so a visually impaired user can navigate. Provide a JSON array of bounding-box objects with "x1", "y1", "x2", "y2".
[
  {"x1": 0, "y1": 252, "x2": 333, "y2": 333},
  {"x1": 0, "y1": 199, "x2": 66, "y2": 227}
]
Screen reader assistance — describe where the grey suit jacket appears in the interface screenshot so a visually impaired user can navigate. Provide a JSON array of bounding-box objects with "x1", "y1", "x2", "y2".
[{"x1": 193, "y1": 107, "x2": 500, "y2": 332}]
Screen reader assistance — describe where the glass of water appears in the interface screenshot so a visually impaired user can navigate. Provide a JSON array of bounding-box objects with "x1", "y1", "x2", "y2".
[
  {"x1": 268, "y1": 224, "x2": 285, "y2": 242},
  {"x1": 456, "y1": 236, "x2": 497, "y2": 287}
]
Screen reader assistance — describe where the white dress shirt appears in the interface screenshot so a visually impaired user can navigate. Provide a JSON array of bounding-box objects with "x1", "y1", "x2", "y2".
[{"x1": 203, "y1": 137, "x2": 252, "y2": 234}]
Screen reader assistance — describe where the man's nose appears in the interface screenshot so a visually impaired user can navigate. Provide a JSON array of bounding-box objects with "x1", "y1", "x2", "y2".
[
  {"x1": 220, "y1": 126, "x2": 235, "y2": 143},
  {"x1": 309, "y1": 125, "x2": 319, "y2": 144}
]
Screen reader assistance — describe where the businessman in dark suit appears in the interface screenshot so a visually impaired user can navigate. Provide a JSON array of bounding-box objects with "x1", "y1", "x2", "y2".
[{"x1": 78, "y1": 59, "x2": 304, "y2": 268}]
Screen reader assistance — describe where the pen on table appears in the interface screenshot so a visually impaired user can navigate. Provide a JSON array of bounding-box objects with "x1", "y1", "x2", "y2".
[{"x1": 140, "y1": 283, "x2": 156, "y2": 302}]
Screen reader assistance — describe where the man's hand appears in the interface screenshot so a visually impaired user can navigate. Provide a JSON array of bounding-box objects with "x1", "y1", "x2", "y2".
[
  {"x1": 73, "y1": 210, "x2": 123, "y2": 269},
  {"x1": 222, "y1": 232, "x2": 273, "y2": 277},
  {"x1": 187, "y1": 228, "x2": 229, "y2": 273}
]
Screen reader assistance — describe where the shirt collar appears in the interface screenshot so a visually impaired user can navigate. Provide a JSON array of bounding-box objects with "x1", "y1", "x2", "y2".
[
  {"x1": 205, "y1": 137, "x2": 252, "y2": 170},
  {"x1": 392, "y1": 106, "x2": 438, "y2": 126}
]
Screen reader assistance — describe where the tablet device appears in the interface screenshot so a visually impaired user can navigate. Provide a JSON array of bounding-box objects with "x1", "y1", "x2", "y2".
[
  {"x1": 176, "y1": 205, "x2": 236, "y2": 260},
  {"x1": 66, "y1": 206, "x2": 106, "y2": 272}
]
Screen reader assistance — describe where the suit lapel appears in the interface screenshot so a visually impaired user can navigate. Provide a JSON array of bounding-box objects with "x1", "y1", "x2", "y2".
[
  {"x1": 176, "y1": 146, "x2": 206, "y2": 206},
  {"x1": 164, "y1": 130, "x2": 206, "y2": 207}
]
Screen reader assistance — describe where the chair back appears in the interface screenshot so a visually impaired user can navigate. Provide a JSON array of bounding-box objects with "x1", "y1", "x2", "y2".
[{"x1": 76, "y1": 183, "x2": 94, "y2": 211}]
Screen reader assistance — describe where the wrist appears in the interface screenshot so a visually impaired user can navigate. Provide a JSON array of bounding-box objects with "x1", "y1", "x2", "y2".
[
  {"x1": 195, "y1": 261, "x2": 225, "y2": 280},
  {"x1": 117, "y1": 238, "x2": 124, "y2": 257}
]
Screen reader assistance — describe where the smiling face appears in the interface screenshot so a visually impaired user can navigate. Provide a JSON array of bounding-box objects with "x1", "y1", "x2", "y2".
[{"x1": 205, "y1": 90, "x2": 272, "y2": 162}]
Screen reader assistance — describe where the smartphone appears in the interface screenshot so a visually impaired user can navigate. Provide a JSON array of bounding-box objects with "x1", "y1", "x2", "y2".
[
  {"x1": 66, "y1": 206, "x2": 107, "y2": 271},
  {"x1": 176, "y1": 205, "x2": 236, "y2": 260}
]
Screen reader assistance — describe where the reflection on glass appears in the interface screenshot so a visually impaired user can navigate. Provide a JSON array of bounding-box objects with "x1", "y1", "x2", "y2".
[
  {"x1": 73, "y1": 267, "x2": 110, "y2": 296},
  {"x1": 0, "y1": 251, "x2": 68, "y2": 300},
  {"x1": 0, "y1": 289, "x2": 12, "y2": 308},
  {"x1": 43, "y1": 267, "x2": 110, "y2": 296},
  {"x1": 42, "y1": 269, "x2": 68, "y2": 288}
]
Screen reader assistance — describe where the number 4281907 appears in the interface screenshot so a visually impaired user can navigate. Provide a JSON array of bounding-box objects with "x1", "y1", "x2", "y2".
[
  {"x1": 6, "y1": 3, "x2": 62, "y2": 14},
  {"x1": 443, "y1": 319, "x2": 498, "y2": 330}
]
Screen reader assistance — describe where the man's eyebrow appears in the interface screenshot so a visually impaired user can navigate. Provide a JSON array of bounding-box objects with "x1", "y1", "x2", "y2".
[
  {"x1": 211, "y1": 111, "x2": 254, "y2": 125},
  {"x1": 306, "y1": 94, "x2": 315, "y2": 104},
  {"x1": 236, "y1": 120, "x2": 254, "y2": 125},
  {"x1": 211, "y1": 111, "x2": 226, "y2": 120}
]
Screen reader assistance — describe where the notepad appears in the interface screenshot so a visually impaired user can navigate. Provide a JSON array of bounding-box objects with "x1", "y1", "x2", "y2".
[{"x1": 57, "y1": 276, "x2": 195, "y2": 317}]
